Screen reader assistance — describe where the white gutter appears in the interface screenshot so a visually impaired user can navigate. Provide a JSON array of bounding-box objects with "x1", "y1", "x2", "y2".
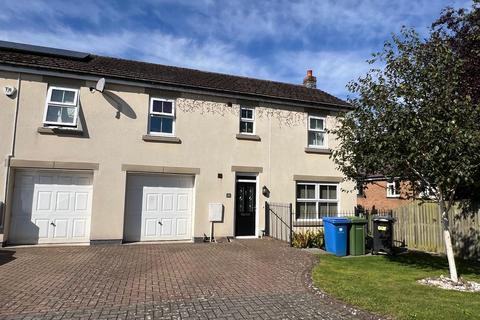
[
  {"x1": 2, "y1": 73, "x2": 20, "y2": 228},
  {"x1": 0, "y1": 64, "x2": 351, "y2": 113}
]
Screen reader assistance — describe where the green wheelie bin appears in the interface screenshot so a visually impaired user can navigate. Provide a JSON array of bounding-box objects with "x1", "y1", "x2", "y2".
[{"x1": 347, "y1": 216, "x2": 367, "y2": 255}]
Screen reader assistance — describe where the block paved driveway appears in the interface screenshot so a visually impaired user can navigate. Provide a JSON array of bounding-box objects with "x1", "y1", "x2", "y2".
[{"x1": 0, "y1": 239, "x2": 381, "y2": 320}]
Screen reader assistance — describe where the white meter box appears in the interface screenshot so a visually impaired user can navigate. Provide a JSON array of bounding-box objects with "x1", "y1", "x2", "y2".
[{"x1": 208, "y1": 203, "x2": 223, "y2": 222}]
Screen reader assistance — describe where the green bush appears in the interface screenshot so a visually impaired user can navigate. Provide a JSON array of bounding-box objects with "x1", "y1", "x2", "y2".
[{"x1": 292, "y1": 229, "x2": 324, "y2": 248}]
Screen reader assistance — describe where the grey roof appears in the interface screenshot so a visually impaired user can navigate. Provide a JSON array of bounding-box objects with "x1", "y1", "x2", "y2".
[{"x1": 0, "y1": 41, "x2": 350, "y2": 108}]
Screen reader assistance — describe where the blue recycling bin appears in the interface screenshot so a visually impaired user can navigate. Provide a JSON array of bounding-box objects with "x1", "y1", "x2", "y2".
[{"x1": 323, "y1": 217, "x2": 349, "y2": 256}]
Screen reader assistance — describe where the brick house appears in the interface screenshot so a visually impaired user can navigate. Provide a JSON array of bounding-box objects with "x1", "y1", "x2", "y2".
[{"x1": 356, "y1": 176, "x2": 414, "y2": 211}]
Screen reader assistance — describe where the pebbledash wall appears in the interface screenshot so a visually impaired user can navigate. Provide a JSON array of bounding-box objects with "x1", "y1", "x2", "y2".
[{"x1": 0, "y1": 70, "x2": 356, "y2": 244}]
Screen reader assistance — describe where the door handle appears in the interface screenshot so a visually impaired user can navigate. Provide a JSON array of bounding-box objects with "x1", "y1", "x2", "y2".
[
  {"x1": 50, "y1": 222, "x2": 56, "y2": 227},
  {"x1": 158, "y1": 221, "x2": 163, "y2": 225}
]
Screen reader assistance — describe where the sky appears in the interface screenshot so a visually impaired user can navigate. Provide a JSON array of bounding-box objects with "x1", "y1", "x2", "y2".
[{"x1": 0, "y1": 0, "x2": 472, "y2": 99}]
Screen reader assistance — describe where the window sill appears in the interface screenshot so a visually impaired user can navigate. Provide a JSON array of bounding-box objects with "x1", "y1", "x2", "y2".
[
  {"x1": 304, "y1": 147, "x2": 331, "y2": 154},
  {"x1": 236, "y1": 134, "x2": 261, "y2": 141},
  {"x1": 37, "y1": 126, "x2": 84, "y2": 136},
  {"x1": 142, "y1": 135, "x2": 181, "y2": 144},
  {"x1": 293, "y1": 220, "x2": 324, "y2": 227},
  {"x1": 387, "y1": 195, "x2": 401, "y2": 199}
]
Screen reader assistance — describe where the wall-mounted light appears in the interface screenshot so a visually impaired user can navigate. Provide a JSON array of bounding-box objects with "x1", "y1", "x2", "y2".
[{"x1": 262, "y1": 186, "x2": 270, "y2": 198}]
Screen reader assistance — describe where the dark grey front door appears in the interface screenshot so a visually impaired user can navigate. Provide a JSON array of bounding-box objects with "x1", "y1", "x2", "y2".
[{"x1": 235, "y1": 181, "x2": 256, "y2": 236}]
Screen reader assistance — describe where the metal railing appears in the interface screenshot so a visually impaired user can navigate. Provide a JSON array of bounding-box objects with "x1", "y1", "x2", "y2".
[{"x1": 265, "y1": 202, "x2": 293, "y2": 245}]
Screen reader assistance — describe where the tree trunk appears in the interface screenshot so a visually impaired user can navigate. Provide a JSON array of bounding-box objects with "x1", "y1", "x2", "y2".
[{"x1": 439, "y1": 200, "x2": 458, "y2": 282}]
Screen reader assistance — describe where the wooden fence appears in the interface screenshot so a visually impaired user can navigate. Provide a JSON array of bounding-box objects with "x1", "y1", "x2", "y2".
[{"x1": 387, "y1": 202, "x2": 480, "y2": 259}]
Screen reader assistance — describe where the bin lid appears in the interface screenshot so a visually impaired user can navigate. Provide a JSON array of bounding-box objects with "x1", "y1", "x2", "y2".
[
  {"x1": 345, "y1": 216, "x2": 367, "y2": 223},
  {"x1": 322, "y1": 216, "x2": 350, "y2": 224},
  {"x1": 373, "y1": 215, "x2": 395, "y2": 222}
]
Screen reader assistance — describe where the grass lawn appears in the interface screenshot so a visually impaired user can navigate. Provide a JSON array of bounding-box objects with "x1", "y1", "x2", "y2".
[{"x1": 312, "y1": 251, "x2": 480, "y2": 320}]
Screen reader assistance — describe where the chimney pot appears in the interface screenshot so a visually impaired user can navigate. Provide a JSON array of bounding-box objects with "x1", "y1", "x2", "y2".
[{"x1": 303, "y1": 70, "x2": 317, "y2": 89}]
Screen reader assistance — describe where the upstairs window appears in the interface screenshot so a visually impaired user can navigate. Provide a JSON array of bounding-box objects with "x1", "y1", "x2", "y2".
[
  {"x1": 386, "y1": 181, "x2": 401, "y2": 197},
  {"x1": 43, "y1": 87, "x2": 79, "y2": 126},
  {"x1": 149, "y1": 98, "x2": 175, "y2": 136},
  {"x1": 308, "y1": 116, "x2": 326, "y2": 148},
  {"x1": 239, "y1": 106, "x2": 255, "y2": 134}
]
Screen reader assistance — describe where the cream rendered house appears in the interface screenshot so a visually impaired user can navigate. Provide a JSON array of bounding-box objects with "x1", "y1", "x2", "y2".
[{"x1": 0, "y1": 41, "x2": 354, "y2": 246}]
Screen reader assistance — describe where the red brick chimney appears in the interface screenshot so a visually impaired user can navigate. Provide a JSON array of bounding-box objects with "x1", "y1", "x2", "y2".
[{"x1": 303, "y1": 70, "x2": 317, "y2": 89}]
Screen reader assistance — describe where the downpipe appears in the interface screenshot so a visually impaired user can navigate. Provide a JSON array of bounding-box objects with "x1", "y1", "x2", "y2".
[{"x1": 1, "y1": 73, "x2": 21, "y2": 231}]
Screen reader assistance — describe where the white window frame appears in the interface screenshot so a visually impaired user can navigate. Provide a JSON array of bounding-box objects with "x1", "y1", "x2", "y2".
[
  {"x1": 239, "y1": 106, "x2": 255, "y2": 135},
  {"x1": 296, "y1": 182, "x2": 339, "y2": 221},
  {"x1": 148, "y1": 97, "x2": 176, "y2": 136},
  {"x1": 307, "y1": 115, "x2": 327, "y2": 148},
  {"x1": 386, "y1": 181, "x2": 401, "y2": 198},
  {"x1": 43, "y1": 86, "x2": 79, "y2": 126}
]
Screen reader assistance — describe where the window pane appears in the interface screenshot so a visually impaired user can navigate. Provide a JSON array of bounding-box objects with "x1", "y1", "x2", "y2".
[
  {"x1": 50, "y1": 89, "x2": 64, "y2": 103},
  {"x1": 150, "y1": 116, "x2": 173, "y2": 134},
  {"x1": 152, "y1": 100, "x2": 163, "y2": 113},
  {"x1": 297, "y1": 202, "x2": 317, "y2": 219},
  {"x1": 328, "y1": 186, "x2": 337, "y2": 199},
  {"x1": 161, "y1": 117, "x2": 173, "y2": 133},
  {"x1": 328, "y1": 203, "x2": 338, "y2": 215},
  {"x1": 63, "y1": 90, "x2": 75, "y2": 103},
  {"x1": 50, "y1": 89, "x2": 75, "y2": 104},
  {"x1": 45, "y1": 105, "x2": 76, "y2": 124},
  {"x1": 241, "y1": 108, "x2": 253, "y2": 119},
  {"x1": 309, "y1": 118, "x2": 324, "y2": 130},
  {"x1": 297, "y1": 185, "x2": 315, "y2": 199},
  {"x1": 320, "y1": 185, "x2": 328, "y2": 199},
  {"x1": 308, "y1": 131, "x2": 324, "y2": 146},
  {"x1": 240, "y1": 121, "x2": 253, "y2": 133},
  {"x1": 162, "y1": 101, "x2": 173, "y2": 114},
  {"x1": 150, "y1": 116, "x2": 161, "y2": 133},
  {"x1": 319, "y1": 202, "x2": 329, "y2": 217}
]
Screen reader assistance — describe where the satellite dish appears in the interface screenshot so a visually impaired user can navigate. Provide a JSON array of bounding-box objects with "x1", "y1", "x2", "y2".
[{"x1": 95, "y1": 78, "x2": 106, "y2": 93}]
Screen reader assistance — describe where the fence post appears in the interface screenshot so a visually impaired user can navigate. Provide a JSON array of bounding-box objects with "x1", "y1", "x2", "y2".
[
  {"x1": 289, "y1": 203, "x2": 293, "y2": 247},
  {"x1": 265, "y1": 201, "x2": 269, "y2": 237}
]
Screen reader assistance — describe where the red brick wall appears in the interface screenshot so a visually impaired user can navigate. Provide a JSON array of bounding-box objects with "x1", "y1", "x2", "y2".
[{"x1": 357, "y1": 180, "x2": 414, "y2": 210}]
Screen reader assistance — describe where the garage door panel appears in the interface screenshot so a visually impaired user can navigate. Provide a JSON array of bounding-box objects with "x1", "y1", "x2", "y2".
[
  {"x1": 36, "y1": 191, "x2": 53, "y2": 211},
  {"x1": 176, "y1": 219, "x2": 187, "y2": 236},
  {"x1": 162, "y1": 194, "x2": 174, "y2": 211},
  {"x1": 72, "y1": 219, "x2": 87, "y2": 237},
  {"x1": 124, "y1": 174, "x2": 194, "y2": 242},
  {"x1": 75, "y1": 192, "x2": 89, "y2": 211},
  {"x1": 35, "y1": 219, "x2": 50, "y2": 239},
  {"x1": 52, "y1": 219, "x2": 68, "y2": 238},
  {"x1": 160, "y1": 218, "x2": 173, "y2": 236},
  {"x1": 55, "y1": 192, "x2": 71, "y2": 210},
  {"x1": 145, "y1": 193, "x2": 158, "y2": 211},
  {"x1": 145, "y1": 218, "x2": 158, "y2": 237},
  {"x1": 177, "y1": 194, "x2": 189, "y2": 211},
  {"x1": 10, "y1": 170, "x2": 93, "y2": 245}
]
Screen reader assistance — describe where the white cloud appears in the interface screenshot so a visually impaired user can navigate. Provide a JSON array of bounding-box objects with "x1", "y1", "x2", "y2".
[
  {"x1": 275, "y1": 50, "x2": 374, "y2": 98},
  {"x1": 0, "y1": 28, "x2": 274, "y2": 80},
  {"x1": 0, "y1": 0, "x2": 471, "y2": 99}
]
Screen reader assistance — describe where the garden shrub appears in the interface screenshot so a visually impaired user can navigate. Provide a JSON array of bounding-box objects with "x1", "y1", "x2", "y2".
[{"x1": 292, "y1": 229, "x2": 324, "y2": 248}]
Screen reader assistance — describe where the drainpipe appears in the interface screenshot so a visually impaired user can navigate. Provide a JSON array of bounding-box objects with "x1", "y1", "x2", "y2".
[{"x1": 1, "y1": 73, "x2": 21, "y2": 230}]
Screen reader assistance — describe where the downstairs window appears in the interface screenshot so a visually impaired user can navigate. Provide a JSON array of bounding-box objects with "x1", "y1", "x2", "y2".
[{"x1": 296, "y1": 182, "x2": 338, "y2": 219}]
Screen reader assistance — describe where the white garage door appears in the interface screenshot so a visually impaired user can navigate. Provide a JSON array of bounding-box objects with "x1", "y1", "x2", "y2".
[
  {"x1": 124, "y1": 174, "x2": 194, "y2": 242},
  {"x1": 9, "y1": 170, "x2": 93, "y2": 245}
]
